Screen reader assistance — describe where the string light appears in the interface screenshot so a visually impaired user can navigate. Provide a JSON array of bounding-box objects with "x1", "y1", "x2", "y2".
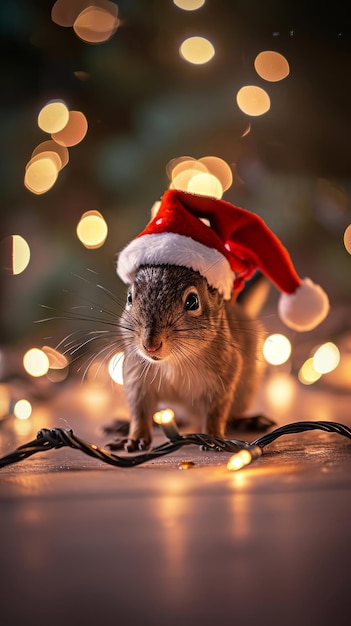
[
  {"x1": 1, "y1": 419, "x2": 351, "y2": 471},
  {"x1": 153, "y1": 409, "x2": 180, "y2": 440},
  {"x1": 227, "y1": 446, "x2": 262, "y2": 471}
]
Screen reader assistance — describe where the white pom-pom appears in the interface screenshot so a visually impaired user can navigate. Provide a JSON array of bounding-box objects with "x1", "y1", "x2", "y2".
[{"x1": 278, "y1": 277, "x2": 330, "y2": 331}]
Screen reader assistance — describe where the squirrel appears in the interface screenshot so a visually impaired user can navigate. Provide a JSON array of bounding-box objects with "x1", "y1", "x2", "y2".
[{"x1": 108, "y1": 264, "x2": 269, "y2": 451}]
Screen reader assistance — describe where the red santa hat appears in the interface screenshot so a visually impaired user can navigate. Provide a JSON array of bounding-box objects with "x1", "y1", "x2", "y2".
[{"x1": 117, "y1": 189, "x2": 329, "y2": 331}]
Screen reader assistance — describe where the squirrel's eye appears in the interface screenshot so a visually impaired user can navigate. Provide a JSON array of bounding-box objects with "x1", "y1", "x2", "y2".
[
  {"x1": 127, "y1": 292, "x2": 133, "y2": 306},
  {"x1": 185, "y1": 292, "x2": 199, "y2": 311}
]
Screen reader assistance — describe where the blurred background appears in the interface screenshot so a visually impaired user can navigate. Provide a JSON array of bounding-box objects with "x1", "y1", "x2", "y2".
[{"x1": 1, "y1": 0, "x2": 351, "y2": 421}]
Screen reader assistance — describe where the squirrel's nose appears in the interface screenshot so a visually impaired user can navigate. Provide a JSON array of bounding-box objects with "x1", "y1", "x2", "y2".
[{"x1": 143, "y1": 340, "x2": 163, "y2": 353}]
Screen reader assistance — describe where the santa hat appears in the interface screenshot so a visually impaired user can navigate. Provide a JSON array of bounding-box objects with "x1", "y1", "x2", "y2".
[{"x1": 117, "y1": 189, "x2": 329, "y2": 331}]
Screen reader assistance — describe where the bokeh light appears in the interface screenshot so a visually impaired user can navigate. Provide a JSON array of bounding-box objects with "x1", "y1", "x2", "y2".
[
  {"x1": 264, "y1": 372, "x2": 297, "y2": 412},
  {"x1": 41, "y1": 345, "x2": 69, "y2": 369},
  {"x1": 179, "y1": 36, "x2": 215, "y2": 64},
  {"x1": 263, "y1": 333, "x2": 291, "y2": 365},
  {"x1": 32, "y1": 140, "x2": 69, "y2": 170},
  {"x1": 13, "y1": 399, "x2": 32, "y2": 420},
  {"x1": 108, "y1": 352, "x2": 124, "y2": 385},
  {"x1": 343, "y1": 224, "x2": 351, "y2": 254},
  {"x1": 13, "y1": 235, "x2": 31, "y2": 275},
  {"x1": 0, "y1": 235, "x2": 31, "y2": 275},
  {"x1": 298, "y1": 358, "x2": 322, "y2": 385},
  {"x1": 27, "y1": 151, "x2": 62, "y2": 172},
  {"x1": 24, "y1": 157, "x2": 59, "y2": 194},
  {"x1": 187, "y1": 172, "x2": 223, "y2": 198},
  {"x1": 51, "y1": 0, "x2": 87, "y2": 27},
  {"x1": 173, "y1": 0, "x2": 205, "y2": 9},
  {"x1": 254, "y1": 51, "x2": 290, "y2": 82},
  {"x1": 73, "y1": 4, "x2": 120, "y2": 44},
  {"x1": 23, "y1": 348, "x2": 50, "y2": 377},
  {"x1": 153, "y1": 409, "x2": 175, "y2": 424},
  {"x1": 198, "y1": 156, "x2": 233, "y2": 191},
  {"x1": 172, "y1": 158, "x2": 208, "y2": 179},
  {"x1": 76, "y1": 211, "x2": 108, "y2": 249},
  {"x1": 0, "y1": 384, "x2": 11, "y2": 418},
  {"x1": 52, "y1": 110, "x2": 88, "y2": 147},
  {"x1": 236, "y1": 85, "x2": 271, "y2": 116},
  {"x1": 313, "y1": 342, "x2": 340, "y2": 374},
  {"x1": 166, "y1": 155, "x2": 232, "y2": 198},
  {"x1": 37, "y1": 101, "x2": 69, "y2": 133},
  {"x1": 241, "y1": 123, "x2": 251, "y2": 137}
]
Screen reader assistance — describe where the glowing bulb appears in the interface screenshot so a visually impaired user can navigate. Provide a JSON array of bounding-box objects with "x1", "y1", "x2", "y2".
[
  {"x1": 227, "y1": 445, "x2": 262, "y2": 471},
  {"x1": 38, "y1": 101, "x2": 69, "y2": 133},
  {"x1": 236, "y1": 86, "x2": 271, "y2": 116},
  {"x1": 179, "y1": 36, "x2": 215, "y2": 65},
  {"x1": 263, "y1": 333, "x2": 291, "y2": 365},
  {"x1": 227, "y1": 449, "x2": 253, "y2": 471},
  {"x1": 254, "y1": 51, "x2": 290, "y2": 82},
  {"x1": 343, "y1": 224, "x2": 351, "y2": 254},
  {"x1": 298, "y1": 358, "x2": 322, "y2": 385},
  {"x1": 13, "y1": 399, "x2": 32, "y2": 420},
  {"x1": 23, "y1": 348, "x2": 50, "y2": 377},
  {"x1": 76, "y1": 211, "x2": 108, "y2": 249},
  {"x1": 187, "y1": 172, "x2": 223, "y2": 198},
  {"x1": 153, "y1": 409, "x2": 175, "y2": 424},
  {"x1": 153, "y1": 409, "x2": 179, "y2": 440},
  {"x1": 173, "y1": 0, "x2": 205, "y2": 10},
  {"x1": 108, "y1": 352, "x2": 124, "y2": 385},
  {"x1": 313, "y1": 342, "x2": 340, "y2": 374}
]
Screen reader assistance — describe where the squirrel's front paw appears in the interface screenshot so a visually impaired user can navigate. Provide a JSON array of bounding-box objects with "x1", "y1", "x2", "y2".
[{"x1": 106, "y1": 436, "x2": 151, "y2": 452}]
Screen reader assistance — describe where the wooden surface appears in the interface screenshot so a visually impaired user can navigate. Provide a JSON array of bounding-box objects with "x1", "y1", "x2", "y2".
[{"x1": 1, "y1": 379, "x2": 351, "y2": 626}]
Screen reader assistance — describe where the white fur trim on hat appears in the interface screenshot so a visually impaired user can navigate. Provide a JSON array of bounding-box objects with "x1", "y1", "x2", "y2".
[
  {"x1": 278, "y1": 277, "x2": 330, "y2": 331},
  {"x1": 117, "y1": 232, "x2": 235, "y2": 299}
]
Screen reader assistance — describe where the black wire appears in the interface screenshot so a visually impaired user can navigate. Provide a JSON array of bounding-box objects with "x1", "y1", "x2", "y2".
[{"x1": 0, "y1": 420, "x2": 350, "y2": 470}]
